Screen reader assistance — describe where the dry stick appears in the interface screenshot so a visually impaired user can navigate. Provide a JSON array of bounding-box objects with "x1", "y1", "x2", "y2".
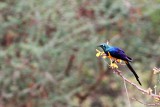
[
  {"x1": 123, "y1": 79, "x2": 131, "y2": 107},
  {"x1": 132, "y1": 98, "x2": 160, "y2": 106},
  {"x1": 113, "y1": 69, "x2": 160, "y2": 99},
  {"x1": 64, "y1": 54, "x2": 75, "y2": 76}
]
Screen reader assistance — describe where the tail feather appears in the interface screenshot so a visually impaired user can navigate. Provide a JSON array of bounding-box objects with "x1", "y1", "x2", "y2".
[
  {"x1": 125, "y1": 62, "x2": 142, "y2": 86},
  {"x1": 126, "y1": 56, "x2": 132, "y2": 62}
]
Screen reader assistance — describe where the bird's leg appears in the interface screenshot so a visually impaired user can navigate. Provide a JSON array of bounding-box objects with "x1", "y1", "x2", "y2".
[
  {"x1": 109, "y1": 57, "x2": 112, "y2": 64},
  {"x1": 112, "y1": 60, "x2": 115, "y2": 63},
  {"x1": 109, "y1": 58, "x2": 118, "y2": 69}
]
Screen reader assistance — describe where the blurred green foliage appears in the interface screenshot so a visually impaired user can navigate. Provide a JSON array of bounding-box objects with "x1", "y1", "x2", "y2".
[{"x1": 0, "y1": 0, "x2": 160, "y2": 107}]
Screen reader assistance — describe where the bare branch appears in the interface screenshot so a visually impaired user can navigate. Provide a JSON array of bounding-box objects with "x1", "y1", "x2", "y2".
[
  {"x1": 132, "y1": 98, "x2": 160, "y2": 106},
  {"x1": 113, "y1": 69, "x2": 160, "y2": 99}
]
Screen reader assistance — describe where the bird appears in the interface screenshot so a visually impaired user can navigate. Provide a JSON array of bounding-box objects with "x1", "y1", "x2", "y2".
[{"x1": 98, "y1": 43, "x2": 142, "y2": 85}]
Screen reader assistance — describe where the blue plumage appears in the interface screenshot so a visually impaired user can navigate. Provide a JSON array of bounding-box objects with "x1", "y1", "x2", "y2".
[
  {"x1": 98, "y1": 43, "x2": 142, "y2": 85},
  {"x1": 107, "y1": 46, "x2": 132, "y2": 61}
]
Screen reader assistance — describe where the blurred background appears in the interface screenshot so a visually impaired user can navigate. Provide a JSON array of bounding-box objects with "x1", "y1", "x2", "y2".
[{"x1": 0, "y1": 0, "x2": 160, "y2": 107}]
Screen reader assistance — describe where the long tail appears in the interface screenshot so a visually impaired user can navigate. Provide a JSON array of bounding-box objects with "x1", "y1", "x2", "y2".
[{"x1": 125, "y1": 62, "x2": 142, "y2": 85}]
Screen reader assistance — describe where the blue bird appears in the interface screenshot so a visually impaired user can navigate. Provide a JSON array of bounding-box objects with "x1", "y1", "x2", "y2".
[{"x1": 98, "y1": 43, "x2": 142, "y2": 85}]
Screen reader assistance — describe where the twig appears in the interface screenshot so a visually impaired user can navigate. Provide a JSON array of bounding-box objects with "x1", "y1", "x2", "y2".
[
  {"x1": 64, "y1": 54, "x2": 75, "y2": 76},
  {"x1": 113, "y1": 69, "x2": 160, "y2": 99},
  {"x1": 123, "y1": 79, "x2": 131, "y2": 107},
  {"x1": 132, "y1": 97, "x2": 160, "y2": 106}
]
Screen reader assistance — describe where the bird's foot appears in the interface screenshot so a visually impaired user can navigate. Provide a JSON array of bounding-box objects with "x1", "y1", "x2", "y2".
[{"x1": 109, "y1": 63, "x2": 118, "y2": 69}]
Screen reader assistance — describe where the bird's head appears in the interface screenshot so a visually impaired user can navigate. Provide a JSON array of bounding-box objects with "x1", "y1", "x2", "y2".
[{"x1": 98, "y1": 43, "x2": 110, "y2": 51}]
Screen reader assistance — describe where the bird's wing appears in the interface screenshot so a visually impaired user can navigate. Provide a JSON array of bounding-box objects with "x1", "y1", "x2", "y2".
[{"x1": 108, "y1": 47, "x2": 132, "y2": 61}]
